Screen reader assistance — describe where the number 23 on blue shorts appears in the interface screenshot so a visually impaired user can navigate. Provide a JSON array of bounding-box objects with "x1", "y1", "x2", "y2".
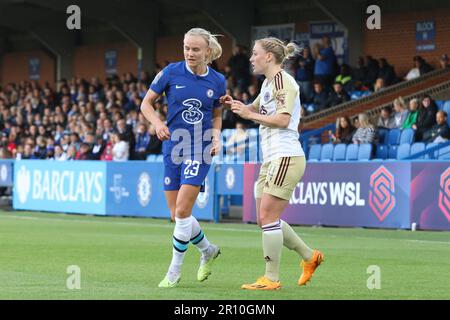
[{"x1": 163, "y1": 154, "x2": 210, "y2": 191}]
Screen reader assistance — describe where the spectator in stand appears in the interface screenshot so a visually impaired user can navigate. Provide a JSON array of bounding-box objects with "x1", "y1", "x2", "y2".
[
  {"x1": 402, "y1": 98, "x2": 420, "y2": 129},
  {"x1": 227, "y1": 45, "x2": 251, "y2": 92},
  {"x1": 295, "y1": 46, "x2": 315, "y2": 102},
  {"x1": 378, "y1": 58, "x2": 397, "y2": 86},
  {"x1": 416, "y1": 56, "x2": 434, "y2": 75},
  {"x1": 0, "y1": 146, "x2": 12, "y2": 159},
  {"x1": 413, "y1": 94, "x2": 438, "y2": 141},
  {"x1": 334, "y1": 64, "x2": 353, "y2": 92},
  {"x1": 392, "y1": 97, "x2": 409, "y2": 129},
  {"x1": 112, "y1": 132, "x2": 129, "y2": 161},
  {"x1": 225, "y1": 120, "x2": 248, "y2": 156},
  {"x1": 76, "y1": 142, "x2": 93, "y2": 160},
  {"x1": 116, "y1": 117, "x2": 135, "y2": 158},
  {"x1": 16, "y1": 144, "x2": 34, "y2": 159},
  {"x1": 34, "y1": 136, "x2": 47, "y2": 159},
  {"x1": 92, "y1": 135, "x2": 105, "y2": 160},
  {"x1": 373, "y1": 78, "x2": 386, "y2": 93},
  {"x1": 66, "y1": 145, "x2": 77, "y2": 160},
  {"x1": 53, "y1": 145, "x2": 67, "y2": 161},
  {"x1": 364, "y1": 56, "x2": 379, "y2": 87},
  {"x1": 353, "y1": 56, "x2": 368, "y2": 87},
  {"x1": 377, "y1": 106, "x2": 396, "y2": 129},
  {"x1": 221, "y1": 101, "x2": 236, "y2": 130},
  {"x1": 100, "y1": 142, "x2": 113, "y2": 161},
  {"x1": 352, "y1": 113, "x2": 376, "y2": 145},
  {"x1": 46, "y1": 137, "x2": 55, "y2": 159},
  {"x1": 312, "y1": 36, "x2": 336, "y2": 88},
  {"x1": 69, "y1": 132, "x2": 80, "y2": 150},
  {"x1": 405, "y1": 56, "x2": 434, "y2": 80},
  {"x1": 328, "y1": 82, "x2": 350, "y2": 107},
  {"x1": 440, "y1": 54, "x2": 449, "y2": 70},
  {"x1": 145, "y1": 124, "x2": 162, "y2": 155},
  {"x1": 134, "y1": 123, "x2": 150, "y2": 160},
  {"x1": 423, "y1": 111, "x2": 450, "y2": 143},
  {"x1": 248, "y1": 84, "x2": 258, "y2": 102},
  {"x1": 310, "y1": 81, "x2": 330, "y2": 111},
  {"x1": 330, "y1": 116, "x2": 355, "y2": 144},
  {"x1": 353, "y1": 116, "x2": 360, "y2": 129}
]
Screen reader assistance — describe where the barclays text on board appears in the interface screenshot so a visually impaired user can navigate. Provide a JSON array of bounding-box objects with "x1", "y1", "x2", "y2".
[{"x1": 290, "y1": 182, "x2": 365, "y2": 207}]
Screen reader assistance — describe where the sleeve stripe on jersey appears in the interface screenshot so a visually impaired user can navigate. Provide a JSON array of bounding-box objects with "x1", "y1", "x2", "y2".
[{"x1": 275, "y1": 72, "x2": 283, "y2": 91}]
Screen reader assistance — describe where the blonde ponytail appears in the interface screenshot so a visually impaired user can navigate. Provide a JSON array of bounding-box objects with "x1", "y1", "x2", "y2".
[{"x1": 256, "y1": 37, "x2": 302, "y2": 64}]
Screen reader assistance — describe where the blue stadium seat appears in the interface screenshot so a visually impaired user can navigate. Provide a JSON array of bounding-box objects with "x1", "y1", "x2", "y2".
[
  {"x1": 221, "y1": 129, "x2": 235, "y2": 156},
  {"x1": 358, "y1": 144, "x2": 372, "y2": 160},
  {"x1": 246, "y1": 141, "x2": 258, "y2": 162},
  {"x1": 443, "y1": 100, "x2": 450, "y2": 115},
  {"x1": 333, "y1": 144, "x2": 347, "y2": 161},
  {"x1": 146, "y1": 154, "x2": 157, "y2": 162},
  {"x1": 308, "y1": 144, "x2": 321, "y2": 161},
  {"x1": 410, "y1": 142, "x2": 426, "y2": 159},
  {"x1": 222, "y1": 129, "x2": 234, "y2": 140},
  {"x1": 396, "y1": 144, "x2": 411, "y2": 160},
  {"x1": 438, "y1": 145, "x2": 450, "y2": 160},
  {"x1": 247, "y1": 128, "x2": 258, "y2": 139},
  {"x1": 399, "y1": 128, "x2": 415, "y2": 144},
  {"x1": 224, "y1": 154, "x2": 236, "y2": 163},
  {"x1": 425, "y1": 143, "x2": 438, "y2": 159},
  {"x1": 156, "y1": 154, "x2": 164, "y2": 162},
  {"x1": 345, "y1": 144, "x2": 359, "y2": 161},
  {"x1": 443, "y1": 100, "x2": 450, "y2": 125},
  {"x1": 320, "y1": 143, "x2": 334, "y2": 161},
  {"x1": 375, "y1": 144, "x2": 388, "y2": 159},
  {"x1": 387, "y1": 129, "x2": 401, "y2": 145},
  {"x1": 378, "y1": 128, "x2": 389, "y2": 145},
  {"x1": 388, "y1": 145, "x2": 399, "y2": 159}
]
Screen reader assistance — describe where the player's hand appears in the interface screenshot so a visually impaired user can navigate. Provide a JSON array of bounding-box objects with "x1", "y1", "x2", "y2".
[
  {"x1": 155, "y1": 122, "x2": 170, "y2": 141},
  {"x1": 220, "y1": 94, "x2": 233, "y2": 106},
  {"x1": 231, "y1": 100, "x2": 250, "y2": 119},
  {"x1": 210, "y1": 138, "x2": 221, "y2": 157}
]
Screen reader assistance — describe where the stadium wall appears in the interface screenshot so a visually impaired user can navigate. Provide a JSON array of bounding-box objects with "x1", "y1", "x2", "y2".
[
  {"x1": 73, "y1": 42, "x2": 138, "y2": 82},
  {"x1": 1, "y1": 50, "x2": 55, "y2": 85},
  {"x1": 364, "y1": 8, "x2": 450, "y2": 77}
]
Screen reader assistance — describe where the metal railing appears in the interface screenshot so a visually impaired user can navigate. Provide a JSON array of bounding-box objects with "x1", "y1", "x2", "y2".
[
  {"x1": 405, "y1": 140, "x2": 450, "y2": 160},
  {"x1": 303, "y1": 68, "x2": 450, "y2": 124}
]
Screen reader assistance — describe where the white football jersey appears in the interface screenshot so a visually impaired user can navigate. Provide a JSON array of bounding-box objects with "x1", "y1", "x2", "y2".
[{"x1": 252, "y1": 70, "x2": 304, "y2": 163}]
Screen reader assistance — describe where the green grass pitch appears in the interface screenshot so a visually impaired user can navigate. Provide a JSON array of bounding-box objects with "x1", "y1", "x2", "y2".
[{"x1": 0, "y1": 209, "x2": 449, "y2": 300}]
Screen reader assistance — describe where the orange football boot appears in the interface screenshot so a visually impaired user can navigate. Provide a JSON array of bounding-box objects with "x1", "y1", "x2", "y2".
[
  {"x1": 298, "y1": 250, "x2": 324, "y2": 286},
  {"x1": 241, "y1": 276, "x2": 281, "y2": 290}
]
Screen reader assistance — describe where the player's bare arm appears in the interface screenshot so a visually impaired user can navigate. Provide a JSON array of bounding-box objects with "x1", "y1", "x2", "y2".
[
  {"x1": 140, "y1": 89, "x2": 170, "y2": 141},
  {"x1": 230, "y1": 100, "x2": 290, "y2": 128},
  {"x1": 211, "y1": 106, "x2": 222, "y2": 156}
]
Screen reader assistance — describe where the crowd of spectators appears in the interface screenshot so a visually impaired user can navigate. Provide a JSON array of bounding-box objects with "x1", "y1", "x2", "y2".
[
  {"x1": 330, "y1": 94, "x2": 450, "y2": 149},
  {"x1": 0, "y1": 73, "x2": 163, "y2": 161},
  {"x1": 0, "y1": 40, "x2": 448, "y2": 162}
]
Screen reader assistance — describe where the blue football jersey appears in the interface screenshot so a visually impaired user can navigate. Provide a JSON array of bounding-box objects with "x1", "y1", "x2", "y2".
[{"x1": 149, "y1": 62, "x2": 226, "y2": 155}]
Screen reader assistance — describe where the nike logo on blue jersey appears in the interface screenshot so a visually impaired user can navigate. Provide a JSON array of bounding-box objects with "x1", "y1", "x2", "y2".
[{"x1": 175, "y1": 85, "x2": 186, "y2": 89}]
